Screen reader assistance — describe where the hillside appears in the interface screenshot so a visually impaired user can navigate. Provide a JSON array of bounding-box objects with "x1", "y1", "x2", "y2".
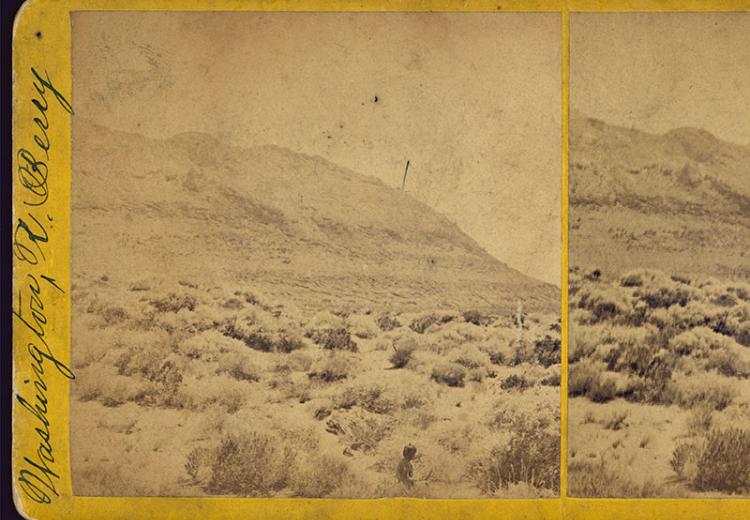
[
  {"x1": 569, "y1": 114, "x2": 750, "y2": 280},
  {"x1": 72, "y1": 121, "x2": 558, "y2": 314}
]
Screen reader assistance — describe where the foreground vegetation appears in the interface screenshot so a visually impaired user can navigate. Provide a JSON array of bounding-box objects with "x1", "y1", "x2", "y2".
[
  {"x1": 568, "y1": 267, "x2": 750, "y2": 496},
  {"x1": 71, "y1": 275, "x2": 561, "y2": 498}
]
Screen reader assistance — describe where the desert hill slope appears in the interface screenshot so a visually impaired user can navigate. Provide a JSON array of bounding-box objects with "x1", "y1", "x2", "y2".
[
  {"x1": 569, "y1": 113, "x2": 750, "y2": 280},
  {"x1": 72, "y1": 121, "x2": 558, "y2": 314}
]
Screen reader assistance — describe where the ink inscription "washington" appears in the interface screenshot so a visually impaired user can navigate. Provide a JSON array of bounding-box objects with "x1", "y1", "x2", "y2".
[{"x1": 13, "y1": 67, "x2": 75, "y2": 505}]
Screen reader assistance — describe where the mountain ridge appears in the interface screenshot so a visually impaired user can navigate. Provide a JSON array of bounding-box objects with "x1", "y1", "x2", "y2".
[
  {"x1": 72, "y1": 119, "x2": 559, "y2": 314},
  {"x1": 570, "y1": 114, "x2": 750, "y2": 281}
]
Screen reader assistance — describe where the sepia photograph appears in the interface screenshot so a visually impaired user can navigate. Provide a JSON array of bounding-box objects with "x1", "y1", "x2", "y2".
[
  {"x1": 568, "y1": 13, "x2": 750, "y2": 497},
  {"x1": 68, "y1": 12, "x2": 562, "y2": 498}
]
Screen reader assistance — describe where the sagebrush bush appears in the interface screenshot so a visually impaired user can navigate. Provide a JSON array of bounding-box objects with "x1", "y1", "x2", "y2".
[
  {"x1": 671, "y1": 441, "x2": 701, "y2": 479},
  {"x1": 603, "y1": 410, "x2": 628, "y2": 431},
  {"x1": 431, "y1": 363, "x2": 466, "y2": 387},
  {"x1": 533, "y1": 335, "x2": 561, "y2": 368},
  {"x1": 206, "y1": 432, "x2": 296, "y2": 496},
  {"x1": 185, "y1": 446, "x2": 214, "y2": 480},
  {"x1": 346, "y1": 417, "x2": 392, "y2": 453},
  {"x1": 568, "y1": 459, "x2": 668, "y2": 498},
  {"x1": 540, "y1": 370, "x2": 561, "y2": 386},
  {"x1": 500, "y1": 374, "x2": 532, "y2": 391},
  {"x1": 335, "y1": 385, "x2": 395, "y2": 414},
  {"x1": 150, "y1": 293, "x2": 197, "y2": 313},
  {"x1": 468, "y1": 420, "x2": 560, "y2": 493},
  {"x1": 216, "y1": 352, "x2": 260, "y2": 382},
  {"x1": 389, "y1": 344, "x2": 415, "y2": 368},
  {"x1": 694, "y1": 428, "x2": 750, "y2": 493},
  {"x1": 410, "y1": 313, "x2": 453, "y2": 334},
  {"x1": 307, "y1": 328, "x2": 358, "y2": 352},
  {"x1": 290, "y1": 455, "x2": 352, "y2": 497},
  {"x1": 575, "y1": 285, "x2": 631, "y2": 322},
  {"x1": 568, "y1": 362, "x2": 618, "y2": 403},
  {"x1": 463, "y1": 310, "x2": 494, "y2": 326},
  {"x1": 274, "y1": 333, "x2": 305, "y2": 353},
  {"x1": 670, "y1": 374, "x2": 736, "y2": 411},
  {"x1": 376, "y1": 314, "x2": 401, "y2": 331},
  {"x1": 223, "y1": 323, "x2": 275, "y2": 352},
  {"x1": 635, "y1": 283, "x2": 694, "y2": 309},
  {"x1": 307, "y1": 355, "x2": 351, "y2": 383}
]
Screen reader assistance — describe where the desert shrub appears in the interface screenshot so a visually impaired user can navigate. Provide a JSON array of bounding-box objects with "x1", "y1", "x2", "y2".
[
  {"x1": 274, "y1": 334, "x2": 305, "y2": 353},
  {"x1": 533, "y1": 335, "x2": 561, "y2": 368},
  {"x1": 75, "y1": 365, "x2": 153, "y2": 407},
  {"x1": 540, "y1": 370, "x2": 561, "y2": 386},
  {"x1": 290, "y1": 455, "x2": 352, "y2": 497},
  {"x1": 687, "y1": 406, "x2": 713, "y2": 436},
  {"x1": 603, "y1": 410, "x2": 628, "y2": 431},
  {"x1": 712, "y1": 293, "x2": 737, "y2": 307},
  {"x1": 286, "y1": 351, "x2": 314, "y2": 372},
  {"x1": 463, "y1": 310, "x2": 494, "y2": 326},
  {"x1": 223, "y1": 323, "x2": 275, "y2": 352},
  {"x1": 452, "y1": 349, "x2": 487, "y2": 370},
  {"x1": 670, "y1": 374, "x2": 736, "y2": 411},
  {"x1": 500, "y1": 374, "x2": 532, "y2": 391},
  {"x1": 128, "y1": 280, "x2": 151, "y2": 292},
  {"x1": 410, "y1": 313, "x2": 453, "y2": 334},
  {"x1": 693, "y1": 428, "x2": 750, "y2": 493},
  {"x1": 671, "y1": 441, "x2": 701, "y2": 478},
  {"x1": 222, "y1": 297, "x2": 244, "y2": 310},
  {"x1": 431, "y1": 363, "x2": 466, "y2": 387},
  {"x1": 346, "y1": 417, "x2": 392, "y2": 453},
  {"x1": 734, "y1": 322, "x2": 750, "y2": 347},
  {"x1": 206, "y1": 432, "x2": 296, "y2": 496},
  {"x1": 389, "y1": 344, "x2": 416, "y2": 368},
  {"x1": 216, "y1": 352, "x2": 260, "y2": 382},
  {"x1": 150, "y1": 293, "x2": 197, "y2": 313},
  {"x1": 512, "y1": 339, "x2": 536, "y2": 366},
  {"x1": 307, "y1": 355, "x2": 351, "y2": 383},
  {"x1": 100, "y1": 305, "x2": 129, "y2": 324},
  {"x1": 130, "y1": 359, "x2": 184, "y2": 407},
  {"x1": 575, "y1": 285, "x2": 630, "y2": 322},
  {"x1": 178, "y1": 330, "x2": 230, "y2": 362},
  {"x1": 402, "y1": 393, "x2": 427, "y2": 409},
  {"x1": 307, "y1": 328, "x2": 358, "y2": 352},
  {"x1": 706, "y1": 348, "x2": 749, "y2": 378},
  {"x1": 620, "y1": 271, "x2": 645, "y2": 287},
  {"x1": 568, "y1": 362, "x2": 617, "y2": 403},
  {"x1": 463, "y1": 310, "x2": 483, "y2": 326},
  {"x1": 569, "y1": 323, "x2": 641, "y2": 363},
  {"x1": 115, "y1": 345, "x2": 168, "y2": 381},
  {"x1": 468, "y1": 420, "x2": 559, "y2": 493},
  {"x1": 669, "y1": 327, "x2": 733, "y2": 358},
  {"x1": 376, "y1": 314, "x2": 401, "y2": 331},
  {"x1": 634, "y1": 284, "x2": 693, "y2": 309},
  {"x1": 185, "y1": 446, "x2": 214, "y2": 480},
  {"x1": 568, "y1": 459, "x2": 669, "y2": 498},
  {"x1": 336, "y1": 385, "x2": 395, "y2": 414},
  {"x1": 344, "y1": 314, "x2": 378, "y2": 339},
  {"x1": 489, "y1": 350, "x2": 505, "y2": 365}
]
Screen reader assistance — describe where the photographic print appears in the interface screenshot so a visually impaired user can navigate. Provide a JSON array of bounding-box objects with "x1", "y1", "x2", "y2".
[
  {"x1": 568, "y1": 13, "x2": 750, "y2": 497},
  {"x1": 68, "y1": 12, "x2": 562, "y2": 499}
]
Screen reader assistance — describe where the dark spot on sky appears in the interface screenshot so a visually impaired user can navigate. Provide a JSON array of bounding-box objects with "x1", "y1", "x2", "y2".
[{"x1": 35, "y1": 31, "x2": 42, "y2": 39}]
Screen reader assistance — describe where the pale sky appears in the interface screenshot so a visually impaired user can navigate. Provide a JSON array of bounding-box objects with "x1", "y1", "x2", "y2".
[
  {"x1": 73, "y1": 12, "x2": 562, "y2": 285},
  {"x1": 571, "y1": 13, "x2": 750, "y2": 145}
]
